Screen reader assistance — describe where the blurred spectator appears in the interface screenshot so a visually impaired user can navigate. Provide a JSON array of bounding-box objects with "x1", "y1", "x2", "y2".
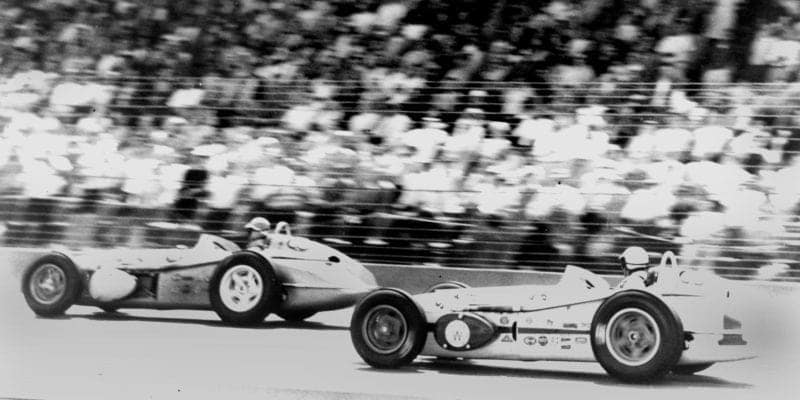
[{"x1": 0, "y1": 0, "x2": 798, "y2": 278}]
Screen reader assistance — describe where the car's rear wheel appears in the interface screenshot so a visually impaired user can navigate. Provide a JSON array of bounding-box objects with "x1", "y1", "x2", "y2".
[
  {"x1": 425, "y1": 281, "x2": 469, "y2": 293},
  {"x1": 672, "y1": 363, "x2": 714, "y2": 375},
  {"x1": 21, "y1": 254, "x2": 82, "y2": 316},
  {"x1": 277, "y1": 310, "x2": 317, "y2": 322},
  {"x1": 591, "y1": 290, "x2": 683, "y2": 382},
  {"x1": 209, "y1": 252, "x2": 281, "y2": 325},
  {"x1": 350, "y1": 289, "x2": 427, "y2": 368}
]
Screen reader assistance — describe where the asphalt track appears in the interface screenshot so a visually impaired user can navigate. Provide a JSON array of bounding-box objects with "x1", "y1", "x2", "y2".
[{"x1": 2, "y1": 277, "x2": 800, "y2": 400}]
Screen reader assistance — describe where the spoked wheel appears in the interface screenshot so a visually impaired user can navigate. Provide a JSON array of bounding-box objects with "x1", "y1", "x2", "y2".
[
  {"x1": 425, "y1": 281, "x2": 469, "y2": 293},
  {"x1": 591, "y1": 290, "x2": 683, "y2": 382},
  {"x1": 277, "y1": 310, "x2": 317, "y2": 322},
  {"x1": 350, "y1": 289, "x2": 427, "y2": 368},
  {"x1": 21, "y1": 254, "x2": 82, "y2": 316},
  {"x1": 672, "y1": 363, "x2": 714, "y2": 375},
  {"x1": 209, "y1": 252, "x2": 281, "y2": 325}
]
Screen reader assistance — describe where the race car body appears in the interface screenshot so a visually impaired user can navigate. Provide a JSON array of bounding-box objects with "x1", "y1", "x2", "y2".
[
  {"x1": 22, "y1": 223, "x2": 377, "y2": 324},
  {"x1": 350, "y1": 252, "x2": 754, "y2": 382}
]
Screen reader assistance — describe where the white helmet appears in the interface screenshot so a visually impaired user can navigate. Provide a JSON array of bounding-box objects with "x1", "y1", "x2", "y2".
[
  {"x1": 619, "y1": 246, "x2": 649, "y2": 274},
  {"x1": 245, "y1": 217, "x2": 271, "y2": 232}
]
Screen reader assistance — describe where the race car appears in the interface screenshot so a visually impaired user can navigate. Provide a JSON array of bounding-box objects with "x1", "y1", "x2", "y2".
[
  {"x1": 21, "y1": 222, "x2": 377, "y2": 325},
  {"x1": 349, "y1": 249, "x2": 755, "y2": 382}
]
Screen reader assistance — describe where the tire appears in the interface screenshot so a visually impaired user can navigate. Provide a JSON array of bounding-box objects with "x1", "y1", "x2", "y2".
[
  {"x1": 591, "y1": 290, "x2": 684, "y2": 382},
  {"x1": 21, "y1": 253, "x2": 83, "y2": 316},
  {"x1": 350, "y1": 288, "x2": 427, "y2": 368},
  {"x1": 277, "y1": 310, "x2": 317, "y2": 322},
  {"x1": 425, "y1": 281, "x2": 469, "y2": 293},
  {"x1": 672, "y1": 363, "x2": 714, "y2": 375},
  {"x1": 209, "y1": 252, "x2": 282, "y2": 325}
]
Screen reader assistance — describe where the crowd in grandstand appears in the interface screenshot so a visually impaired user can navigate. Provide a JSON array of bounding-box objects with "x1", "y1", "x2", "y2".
[{"x1": 1, "y1": 0, "x2": 799, "y2": 278}]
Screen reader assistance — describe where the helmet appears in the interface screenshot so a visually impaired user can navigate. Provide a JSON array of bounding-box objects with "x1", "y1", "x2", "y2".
[
  {"x1": 619, "y1": 246, "x2": 649, "y2": 274},
  {"x1": 245, "y1": 217, "x2": 271, "y2": 232}
]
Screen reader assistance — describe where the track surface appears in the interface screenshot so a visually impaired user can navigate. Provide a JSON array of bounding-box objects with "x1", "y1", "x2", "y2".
[{"x1": 2, "y1": 279, "x2": 799, "y2": 400}]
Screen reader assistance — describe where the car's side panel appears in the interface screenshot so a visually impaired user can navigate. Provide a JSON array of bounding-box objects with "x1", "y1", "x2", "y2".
[
  {"x1": 280, "y1": 286, "x2": 370, "y2": 312},
  {"x1": 155, "y1": 264, "x2": 217, "y2": 306},
  {"x1": 660, "y1": 294, "x2": 755, "y2": 364},
  {"x1": 420, "y1": 301, "x2": 604, "y2": 362},
  {"x1": 74, "y1": 263, "x2": 218, "y2": 309},
  {"x1": 678, "y1": 333, "x2": 755, "y2": 364}
]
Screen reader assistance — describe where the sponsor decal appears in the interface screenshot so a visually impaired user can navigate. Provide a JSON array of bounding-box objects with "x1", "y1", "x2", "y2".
[
  {"x1": 523, "y1": 336, "x2": 537, "y2": 346},
  {"x1": 546, "y1": 319, "x2": 554, "y2": 326},
  {"x1": 501, "y1": 334, "x2": 515, "y2": 343},
  {"x1": 575, "y1": 337, "x2": 588, "y2": 344},
  {"x1": 540, "y1": 294, "x2": 548, "y2": 302},
  {"x1": 723, "y1": 315, "x2": 742, "y2": 330},
  {"x1": 560, "y1": 337, "x2": 572, "y2": 343},
  {"x1": 561, "y1": 345, "x2": 572, "y2": 350},
  {"x1": 538, "y1": 336, "x2": 548, "y2": 346},
  {"x1": 563, "y1": 323, "x2": 578, "y2": 329},
  {"x1": 499, "y1": 316, "x2": 510, "y2": 325}
]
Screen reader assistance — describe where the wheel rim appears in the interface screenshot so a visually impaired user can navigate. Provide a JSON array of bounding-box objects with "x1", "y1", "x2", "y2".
[
  {"x1": 362, "y1": 305, "x2": 408, "y2": 355},
  {"x1": 29, "y1": 264, "x2": 67, "y2": 305},
  {"x1": 219, "y1": 265, "x2": 263, "y2": 313},
  {"x1": 605, "y1": 308, "x2": 661, "y2": 366}
]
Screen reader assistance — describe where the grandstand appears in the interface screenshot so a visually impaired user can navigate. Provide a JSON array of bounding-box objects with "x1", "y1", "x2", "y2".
[{"x1": 1, "y1": 0, "x2": 799, "y2": 281}]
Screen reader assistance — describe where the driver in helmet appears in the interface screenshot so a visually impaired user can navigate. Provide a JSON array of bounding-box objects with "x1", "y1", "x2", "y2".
[
  {"x1": 618, "y1": 246, "x2": 656, "y2": 288},
  {"x1": 244, "y1": 217, "x2": 271, "y2": 249}
]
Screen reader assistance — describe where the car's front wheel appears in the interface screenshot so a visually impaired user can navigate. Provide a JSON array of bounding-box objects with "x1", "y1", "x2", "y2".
[
  {"x1": 21, "y1": 254, "x2": 82, "y2": 316},
  {"x1": 350, "y1": 289, "x2": 427, "y2": 368},
  {"x1": 209, "y1": 252, "x2": 281, "y2": 325},
  {"x1": 591, "y1": 291, "x2": 684, "y2": 382}
]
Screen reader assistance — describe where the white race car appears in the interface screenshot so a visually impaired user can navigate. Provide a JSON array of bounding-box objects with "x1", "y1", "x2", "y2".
[
  {"x1": 22, "y1": 222, "x2": 377, "y2": 325},
  {"x1": 350, "y1": 251, "x2": 755, "y2": 382}
]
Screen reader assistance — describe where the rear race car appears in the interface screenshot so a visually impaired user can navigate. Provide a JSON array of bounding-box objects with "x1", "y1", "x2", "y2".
[{"x1": 21, "y1": 223, "x2": 377, "y2": 325}]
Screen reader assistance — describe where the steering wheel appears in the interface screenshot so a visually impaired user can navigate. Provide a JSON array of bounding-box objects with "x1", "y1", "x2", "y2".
[
  {"x1": 274, "y1": 221, "x2": 292, "y2": 236},
  {"x1": 659, "y1": 251, "x2": 678, "y2": 269}
]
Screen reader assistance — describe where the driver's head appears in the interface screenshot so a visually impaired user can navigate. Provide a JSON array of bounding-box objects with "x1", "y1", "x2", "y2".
[
  {"x1": 619, "y1": 246, "x2": 649, "y2": 276},
  {"x1": 245, "y1": 217, "x2": 271, "y2": 239}
]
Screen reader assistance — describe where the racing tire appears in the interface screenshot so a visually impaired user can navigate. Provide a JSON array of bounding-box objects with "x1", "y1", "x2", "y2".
[
  {"x1": 21, "y1": 253, "x2": 83, "y2": 317},
  {"x1": 277, "y1": 310, "x2": 317, "y2": 322},
  {"x1": 209, "y1": 252, "x2": 282, "y2": 326},
  {"x1": 350, "y1": 288, "x2": 427, "y2": 368},
  {"x1": 672, "y1": 363, "x2": 714, "y2": 375},
  {"x1": 425, "y1": 281, "x2": 469, "y2": 293},
  {"x1": 591, "y1": 290, "x2": 684, "y2": 382}
]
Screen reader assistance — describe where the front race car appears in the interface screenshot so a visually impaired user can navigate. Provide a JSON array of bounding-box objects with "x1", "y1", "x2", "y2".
[{"x1": 349, "y1": 253, "x2": 756, "y2": 382}]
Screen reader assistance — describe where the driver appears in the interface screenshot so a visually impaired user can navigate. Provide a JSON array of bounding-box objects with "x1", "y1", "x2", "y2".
[
  {"x1": 244, "y1": 217, "x2": 272, "y2": 249},
  {"x1": 618, "y1": 246, "x2": 655, "y2": 288}
]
